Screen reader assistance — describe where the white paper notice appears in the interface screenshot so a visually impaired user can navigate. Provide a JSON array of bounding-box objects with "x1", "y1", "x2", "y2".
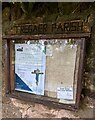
[
  {"x1": 15, "y1": 43, "x2": 46, "y2": 95},
  {"x1": 57, "y1": 87, "x2": 73, "y2": 100}
]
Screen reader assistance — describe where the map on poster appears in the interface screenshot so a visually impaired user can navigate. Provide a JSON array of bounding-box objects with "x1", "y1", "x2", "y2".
[{"x1": 15, "y1": 43, "x2": 46, "y2": 95}]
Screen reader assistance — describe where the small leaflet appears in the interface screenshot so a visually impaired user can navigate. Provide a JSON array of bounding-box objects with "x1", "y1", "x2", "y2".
[{"x1": 57, "y1": 87, "x2": 73, "y2": 100}]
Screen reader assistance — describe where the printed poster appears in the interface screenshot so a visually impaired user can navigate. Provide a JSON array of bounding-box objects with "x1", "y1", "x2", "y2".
[{"x1": 15, "y1": 43, "x2": 46, "y2": 95}]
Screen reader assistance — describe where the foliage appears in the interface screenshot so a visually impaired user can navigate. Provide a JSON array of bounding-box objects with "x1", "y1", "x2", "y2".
[{"x1": 1, "y1": 3, "x2": 93, "y2": 15}]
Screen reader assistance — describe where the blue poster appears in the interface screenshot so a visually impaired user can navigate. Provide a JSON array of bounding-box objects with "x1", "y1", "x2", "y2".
[{"x1": 15, "y1": 42, "x2": 46, "y2": 95}]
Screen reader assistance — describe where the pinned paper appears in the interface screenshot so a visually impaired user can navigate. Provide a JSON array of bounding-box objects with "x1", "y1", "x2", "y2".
[{"x1": 57, "y1": 87, "x2": 73, "y2": 100}]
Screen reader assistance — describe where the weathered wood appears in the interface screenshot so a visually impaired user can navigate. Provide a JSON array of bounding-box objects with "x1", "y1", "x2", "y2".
[
  {"x1": 10, "y1": 41, "x2": 15, "y2": 92},
  {"x1": 75, "y1": 38, "x2": 86, "y2": 108},
  {"x1": 8, "y1": 91, "x2": 76, "y2": 111},
  {"x1": 3, "y1": 33, "x2": 90, "y2": 40}
]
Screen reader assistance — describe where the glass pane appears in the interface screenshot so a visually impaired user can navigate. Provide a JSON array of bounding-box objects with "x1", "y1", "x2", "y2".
[{"x1": 11, "y1": 39, "x2": 81, "y2": 104}]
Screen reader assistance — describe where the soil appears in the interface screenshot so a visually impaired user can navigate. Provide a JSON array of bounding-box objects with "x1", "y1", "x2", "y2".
[{"x1": 2, "y1": 91, "x2": 94, "y2": 118}]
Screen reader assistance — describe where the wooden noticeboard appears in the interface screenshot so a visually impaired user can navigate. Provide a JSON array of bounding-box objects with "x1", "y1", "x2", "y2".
[{"x1": 3, "y1": 20, "x2": 91, "y2": 110}]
